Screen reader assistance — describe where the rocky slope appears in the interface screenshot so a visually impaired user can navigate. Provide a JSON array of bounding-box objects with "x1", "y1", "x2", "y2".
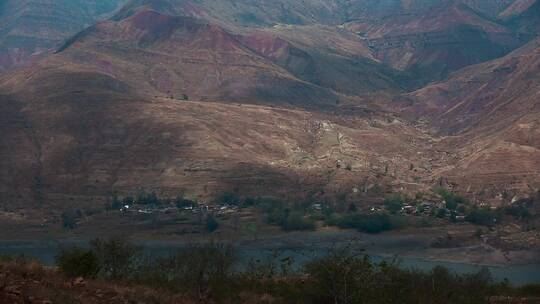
[
  {"x1": 400, "y1": 38, "x2": 540, "y2": 201},
  {"x1": 0, "y1": 0, "x2": 539, "y2": 209}
]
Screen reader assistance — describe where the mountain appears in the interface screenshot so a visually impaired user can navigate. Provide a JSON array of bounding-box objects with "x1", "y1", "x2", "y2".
[
  {"x1": 0, "y1": 0, "x2": 539, "y2": 208},
  {"x1": 399, "y1": 37, "x2": 540, "y2": 199},
  {"x1": 0, "y1": 0, "x2": 126, "y2": 72},
  {"x1": 8, "y1": 5, "x2": 411, "y2": 107},
  {"x1": 0, "y1": 6, "x2": 433, "y2": 207},
  {"x1": 346, "y1": 0, "x2": 535, "y2": 85}
]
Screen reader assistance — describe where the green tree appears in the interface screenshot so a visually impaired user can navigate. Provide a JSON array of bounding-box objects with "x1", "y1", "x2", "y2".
[{"x1": 384, "y1": 195, "x2": 405, "y2": 214}]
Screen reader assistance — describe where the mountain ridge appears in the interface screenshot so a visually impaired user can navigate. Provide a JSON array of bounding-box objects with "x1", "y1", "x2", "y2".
[{"x1": 0, "y1": 0, "x2": 539, "y2": 208}]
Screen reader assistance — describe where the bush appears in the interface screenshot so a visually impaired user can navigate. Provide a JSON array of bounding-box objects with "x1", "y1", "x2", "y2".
[{"x1": 56, "y1": 247, "x2": 100, "y2": 278}]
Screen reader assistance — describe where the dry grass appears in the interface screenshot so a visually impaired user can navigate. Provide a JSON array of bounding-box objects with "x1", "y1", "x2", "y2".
[{"x1": 0, "y1": 258, "x2": 194, "y2": 304}]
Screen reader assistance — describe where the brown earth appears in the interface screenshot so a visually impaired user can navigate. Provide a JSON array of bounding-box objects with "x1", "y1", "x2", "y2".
[{"x1": 0, "y1": 0, "x2": 539, "y2": 212}]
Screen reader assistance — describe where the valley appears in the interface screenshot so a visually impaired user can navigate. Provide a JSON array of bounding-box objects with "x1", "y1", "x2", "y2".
[{"x1": 0, "y1": 1, "x2": 539, "y2": 291}]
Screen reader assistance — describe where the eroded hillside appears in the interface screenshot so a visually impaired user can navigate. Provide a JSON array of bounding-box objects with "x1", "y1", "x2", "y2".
[{"x1": 0, "y1": 0, "x2": 539, "y2": 209}]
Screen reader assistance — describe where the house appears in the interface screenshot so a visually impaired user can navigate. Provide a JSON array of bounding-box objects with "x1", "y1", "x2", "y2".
[{"x1": 402, "y1": 205, "x2": 415, "y2": 214}]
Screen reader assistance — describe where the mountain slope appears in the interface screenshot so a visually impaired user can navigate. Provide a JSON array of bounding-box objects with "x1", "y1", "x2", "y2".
[
  {"x1": 400, "y1": 38, "x2": 540, "y2": 199},
  {"x1": 1, "y1": 0, "x2": 539, "y2": 208},
  {"x1": 0, "y1": 0, "x2": 127, "y2": 72},
  {"x1": 347, "y1": 0, "x2": 532, "y2": 85},
  {"x1": 0, "y1": 7, "x2": 437, "y2": 207}
]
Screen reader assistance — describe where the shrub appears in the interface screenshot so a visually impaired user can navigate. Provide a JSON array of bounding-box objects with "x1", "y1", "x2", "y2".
[
  {"x1": 281, "y1": 212, "x2": 315, "y2": 231},
  {"x1": 90, "y1": 237, "x2": 139, "y2": 280},
  {"x1": 143, "y1": 243, "x2": 236, "y2": 298},
  {"x1": 466, "y1": 207, "x2": 501, "y2": 227},
  {"x1": 56, "y1": 247, "x2": 100, "y2": 278}
]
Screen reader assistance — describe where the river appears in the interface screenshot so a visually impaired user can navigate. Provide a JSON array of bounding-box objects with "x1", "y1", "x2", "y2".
[{"x1": 0, "y1": 239, "x2": 539, "y2": 286}]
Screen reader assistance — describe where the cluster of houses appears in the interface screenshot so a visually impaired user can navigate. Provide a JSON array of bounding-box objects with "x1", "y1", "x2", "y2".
[
  {"x1": 119, "y1": 202, "x2": 240, "y2": 216},
  {"x1": 354, "y1": 200, "x2": 468, "y2": 221}
]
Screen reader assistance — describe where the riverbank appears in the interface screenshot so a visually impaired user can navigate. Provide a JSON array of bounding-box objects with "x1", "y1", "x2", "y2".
[{"x1": 1, "y1": 226, "x2": 540, "y2": 286}]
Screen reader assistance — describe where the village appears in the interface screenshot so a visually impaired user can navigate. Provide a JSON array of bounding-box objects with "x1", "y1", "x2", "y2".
[{"x1": 103, "y1": 188, "x2": 505, "y2": 234}]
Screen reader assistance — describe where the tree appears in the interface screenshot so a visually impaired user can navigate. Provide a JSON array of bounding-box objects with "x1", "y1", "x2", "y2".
[
  {"x1": 384, "y1": 195, "x2": 405, "y2": 214},
  {"x1": 216, "y1": 192, "x2": 238, "y2": 205},
  {"x1": 151, "y1": 243, "x2": 236, "y2": 299},
  {"x1": 175, "y1": 195, "x2": 196, "y2": 208},
  {"x1": 56, "y1": 247, "x2": 100, "y2": 278},
  {"x1": 206, "y1": 214, "x2": 219, "y2": 233},
  {"x1": 465, "y1": 207, "x2": 500, "y2": 227}
]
